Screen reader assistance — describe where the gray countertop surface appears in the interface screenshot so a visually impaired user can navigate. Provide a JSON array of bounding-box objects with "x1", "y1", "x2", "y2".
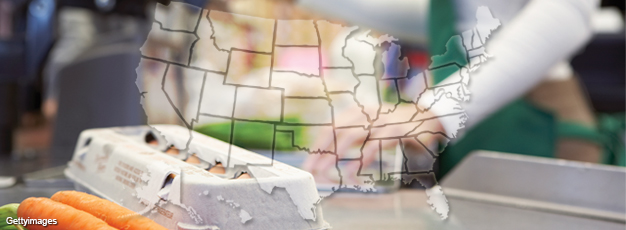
[{"x1": 1, "y1": 151, "x2": 625, "y2": 230}]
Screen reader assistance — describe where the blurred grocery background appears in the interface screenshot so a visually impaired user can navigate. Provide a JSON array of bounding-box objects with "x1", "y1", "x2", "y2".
[
  {"x1": 0, "y1": 0, "x2": 624, "y2": 229},
  {"x1": 0, "y1": 0, "x2": 623, "y2": 173}
]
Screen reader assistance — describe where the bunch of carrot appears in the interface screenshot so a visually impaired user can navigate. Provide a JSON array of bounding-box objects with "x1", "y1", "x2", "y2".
[{"x1": 5, "y1": 191, "x2": 167, "y2": 230}]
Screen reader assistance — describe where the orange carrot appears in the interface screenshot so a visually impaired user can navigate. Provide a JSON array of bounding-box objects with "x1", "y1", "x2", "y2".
[
  {"x1": 17, "y1": 197, "x2": 116, "y2": 230},
  {"x1": 52, "y1": 191, "x2": 167, "y2": 230}
]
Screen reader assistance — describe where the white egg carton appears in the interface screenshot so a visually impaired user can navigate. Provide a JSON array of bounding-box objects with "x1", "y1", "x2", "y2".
[{"x1": 64, "y1": 125, "x2": 329, "y2": 230}]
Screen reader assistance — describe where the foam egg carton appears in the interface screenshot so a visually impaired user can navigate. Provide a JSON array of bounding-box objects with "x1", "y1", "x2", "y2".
[{"x1": 65, "y1": 125, "x2": 329, "y2": 230}]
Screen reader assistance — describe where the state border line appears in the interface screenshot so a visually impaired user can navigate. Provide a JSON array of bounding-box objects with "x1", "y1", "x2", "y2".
[
  {"x1": 186, "y1": 10, "x2": 204, "y2": 66},
  {"x1": 314, "y1": 20, "x2": 343, "y2": 191},
  {"x1": 140, "y1": 55, "x2": 226, "y2": 75}
]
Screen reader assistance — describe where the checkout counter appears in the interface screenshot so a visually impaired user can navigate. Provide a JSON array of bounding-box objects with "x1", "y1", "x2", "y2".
[{"x1": 1, "y1": 150, "x2": 624, "y2": 229}]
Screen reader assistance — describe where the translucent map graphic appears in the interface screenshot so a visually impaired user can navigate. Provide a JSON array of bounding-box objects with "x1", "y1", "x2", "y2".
[{"x1": 136, "y1": 2, "x2": 500, "y2": 221}]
